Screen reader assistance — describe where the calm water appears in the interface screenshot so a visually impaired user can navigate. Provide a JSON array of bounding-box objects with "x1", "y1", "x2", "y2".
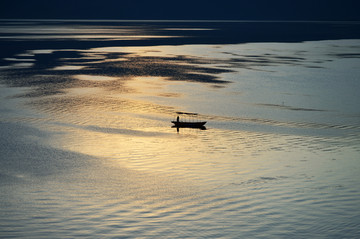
[{"x1": 1, "y1": 20, "x2": 360, "y2": 238}]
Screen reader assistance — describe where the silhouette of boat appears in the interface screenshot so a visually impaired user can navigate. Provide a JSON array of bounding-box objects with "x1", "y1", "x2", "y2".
[{"x1": 171, "y1": 111, "x2": 207, "y2": 129}]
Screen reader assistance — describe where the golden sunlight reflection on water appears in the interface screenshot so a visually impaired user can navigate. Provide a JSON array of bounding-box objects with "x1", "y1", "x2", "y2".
[
  {"x1": 46, "y1": 103, "x2": 359, "y2": 189},
  {"x1": 25, "y1": 53, "x2": 359, "y2": 188},
  {"x1": 2, "y1": 30, "x2": 360, "y2": 237}
]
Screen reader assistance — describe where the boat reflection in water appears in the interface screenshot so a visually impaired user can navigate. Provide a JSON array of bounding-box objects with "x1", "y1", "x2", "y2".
[{"x1": 171, "y1": 112, "x2": 207, "y2": 132}]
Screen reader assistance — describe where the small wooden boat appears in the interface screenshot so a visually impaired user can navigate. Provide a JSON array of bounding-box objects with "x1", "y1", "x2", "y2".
[{"x1": 171, "y1": 111, "x2": 207, "y2": 129}]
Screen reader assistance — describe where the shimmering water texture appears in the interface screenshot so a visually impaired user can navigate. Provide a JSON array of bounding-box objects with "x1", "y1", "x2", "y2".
[{"x1": 1, "y1": 20, "x2": 360, "y2": 238}]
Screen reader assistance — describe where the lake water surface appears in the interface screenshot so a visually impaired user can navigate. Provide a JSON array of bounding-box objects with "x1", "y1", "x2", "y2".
[{"x1": 1, "y1": 20, "x2": 360, "y2": 238}]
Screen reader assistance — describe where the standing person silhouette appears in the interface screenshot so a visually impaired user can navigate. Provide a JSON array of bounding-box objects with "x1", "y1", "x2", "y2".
[{"x1": 177, "y1": 116, "x2": 179, "y2": 122}]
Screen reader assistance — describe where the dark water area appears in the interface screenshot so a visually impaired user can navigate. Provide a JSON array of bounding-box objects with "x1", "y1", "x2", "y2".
[
  {"x1": 1, "y1": 20, "x2": 360, "y2": 238},
  {"x1": 1, "y1": 20, "x2": 360, "y2": 58}
]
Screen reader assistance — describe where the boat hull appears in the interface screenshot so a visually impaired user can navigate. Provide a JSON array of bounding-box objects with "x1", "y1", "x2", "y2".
[{"x1": 171, "y1": 121, "x2": 206, "y2": 128}]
